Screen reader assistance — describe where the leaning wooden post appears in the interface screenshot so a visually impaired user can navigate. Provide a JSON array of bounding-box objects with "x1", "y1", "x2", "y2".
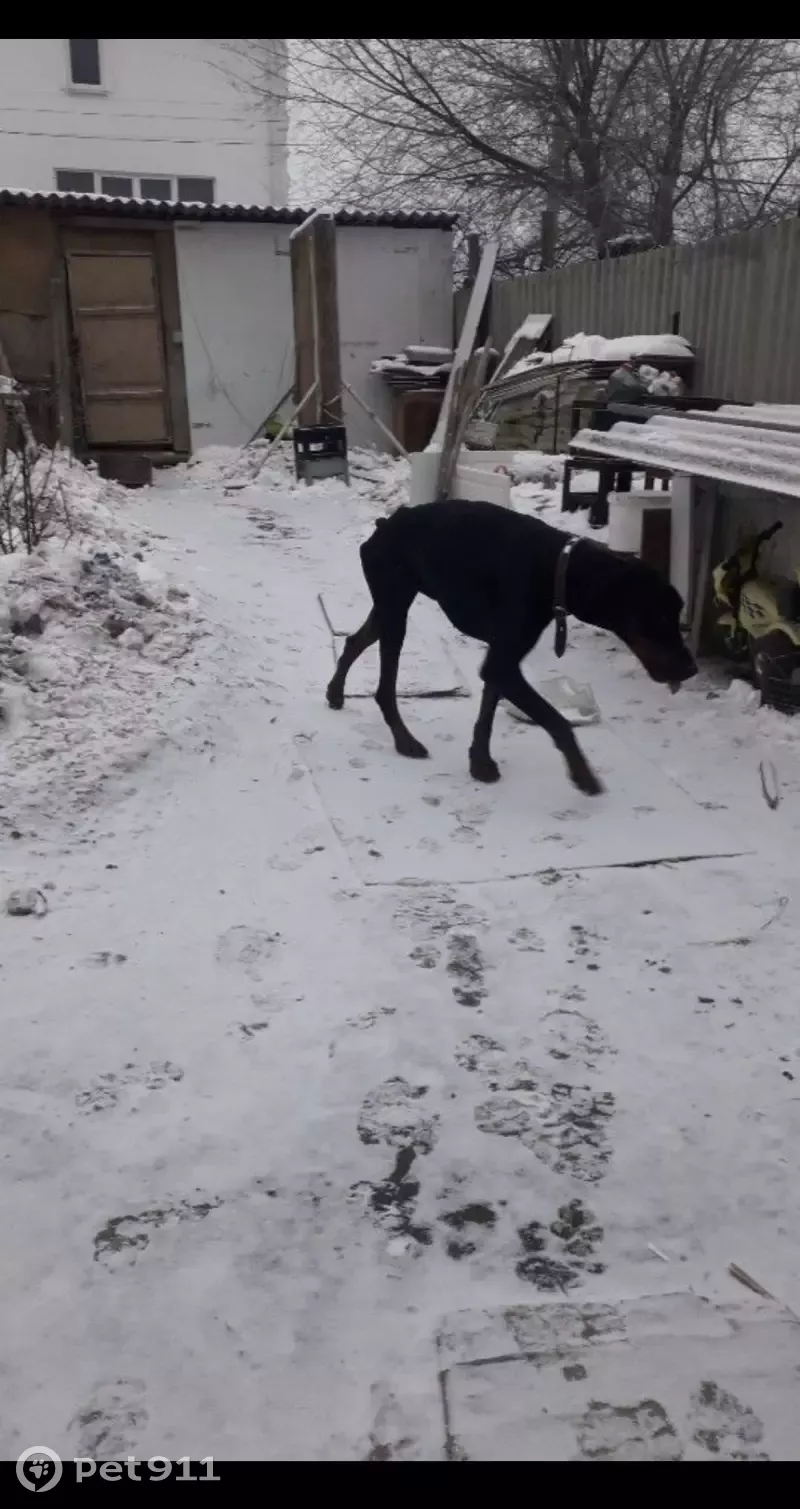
[{"x1": 289, "y1": 210, "x2": 343, "y2": 429}]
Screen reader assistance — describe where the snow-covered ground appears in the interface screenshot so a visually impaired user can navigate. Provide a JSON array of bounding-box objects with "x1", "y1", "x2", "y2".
[{"x1": 3, "y1": 443, "x2": 800, "y2": 1462}]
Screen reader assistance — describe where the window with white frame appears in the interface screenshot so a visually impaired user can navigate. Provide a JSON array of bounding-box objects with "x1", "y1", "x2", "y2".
[
  {"x1": 54, "y1": 171, "x2": 216, "y2": 203},
  {"x1": 68, "y1": 39, "x2": 102, "y2": 88}
]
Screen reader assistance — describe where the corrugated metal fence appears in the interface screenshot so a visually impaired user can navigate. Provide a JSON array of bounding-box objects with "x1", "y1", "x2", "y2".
[{"x1": 459, "y1": 218, "x2": 800, "y2": 403}]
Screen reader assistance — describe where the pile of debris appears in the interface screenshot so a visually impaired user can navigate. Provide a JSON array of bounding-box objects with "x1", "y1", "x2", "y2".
[
  {"x1": 470, "y1": 325, "x2": 695, "y2": 453},
  {"x1": 503, "y1": 330, "x2": 693, "y2": 383}
]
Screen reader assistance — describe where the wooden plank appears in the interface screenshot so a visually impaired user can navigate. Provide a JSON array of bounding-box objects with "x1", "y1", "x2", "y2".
[
  {"x1": 436, "y1": 343, "x2": 490, "y2": 499},
  {"x1": 428, "y1": 239, "x2": 498, "y2": 452},
  {"x1": 434, "y1": 364, "x2": 466, "y2": 499},
  {"x1": 290, "y1": 230, "x2": 317, "y2": 425},
  {"x1": 50, "y1": 260, "x2": 73, "y2": 448},
  {"x1": 290, "y1": 212, "x2": 343, "y2": 429},
  {"x1": 153, "y1": 227, "x2": 191, "y2": 456},
  {"x1": 310, "y1": 215, "x2": 342, "y2": 425}
]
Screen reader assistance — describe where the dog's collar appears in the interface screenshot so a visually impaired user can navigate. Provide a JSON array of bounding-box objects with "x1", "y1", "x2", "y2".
[{"x1": 553, "y1": 535, "x2": 579, "y2": 659}]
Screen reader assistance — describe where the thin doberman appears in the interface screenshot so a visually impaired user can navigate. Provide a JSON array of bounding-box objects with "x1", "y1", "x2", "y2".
[{"x1": 326, "y1": 499, "x2": 696, "y2": 796}]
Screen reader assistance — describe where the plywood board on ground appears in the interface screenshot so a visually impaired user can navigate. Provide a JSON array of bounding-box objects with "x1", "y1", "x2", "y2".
[
  {"x1": 295, "y1": 699, "x2": 746, "y2": 885},
  {"x1": 438, "y1": 1291, "x2": 800, "y2": 1460}
]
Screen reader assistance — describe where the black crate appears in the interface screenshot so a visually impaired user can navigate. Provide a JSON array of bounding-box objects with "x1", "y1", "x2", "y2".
[
  {"x1": 293, "y1": 424, "x2": 349, "y2": 484},
  {"x1": 759, "y1": 674, "x2": 800, "y2": 714}
]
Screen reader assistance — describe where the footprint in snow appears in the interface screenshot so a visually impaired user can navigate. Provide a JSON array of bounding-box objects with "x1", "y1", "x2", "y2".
[
  {"x1": 75, "y1": 1061, "x2": 183, "y2": 1114},
  {"x1": 457, "y1": 1032, "x2": 615, "y2": 1184},
  {"x1": 215, "y1": 924, "x2": 281, "y2": 980},
  {"x1": 357, "y1": 1076, "x2": 439, "y2": 1154},
  {"x1": 70, "y1": 1378, "x2": 148, "y2": 1459}
]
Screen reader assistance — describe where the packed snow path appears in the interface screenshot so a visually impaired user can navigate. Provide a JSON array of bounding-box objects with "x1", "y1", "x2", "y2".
[{"x1": 3, "y1": 465, "x2": 800, "y2": 1461}]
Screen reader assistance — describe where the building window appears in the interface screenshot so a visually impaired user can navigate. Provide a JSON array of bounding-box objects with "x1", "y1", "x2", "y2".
[
  {"x1": 68, "y1": 39, "x2": 101, "y2": 87},
  {"x1": 56, "y1": 169, "x2": 95, "y2": 193},
  {"x1": 140, "y1": 178, "x2": 173, "y2": 201},
  {"x1": 54, "y1": 170, "x2": 216, "y2": 202},
  {"x1": 177, "y1": 177, "x2": 215, "y2": 204},
  {"x1": 100, "y1": 174, "x2": 133, "y2": 198}
]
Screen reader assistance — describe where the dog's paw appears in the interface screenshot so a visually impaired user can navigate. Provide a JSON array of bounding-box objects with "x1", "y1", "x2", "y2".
[
  {"x1": 469, "y1": 754, "x2": 501, "y2": 784},
  {"x1": 395, "y1": 733, "x2": 429, "y2": 760},
  {"x1": 570, "y1": 762, "x2": 605, "y2": 797},
  {"x1": 326, "y1": 681, "x2": 345, "y2": 710}
]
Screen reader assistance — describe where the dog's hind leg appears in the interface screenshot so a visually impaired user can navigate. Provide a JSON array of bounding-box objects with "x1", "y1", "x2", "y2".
[
  {"x1": 469, "y1": 684, "x2": 501, "y2": 782},
  {"x1": 375, "y1": 599, "x2": 428, "y2": 759},
  {"x1": 481, "y1": 653, "x2": 604, "y2": 796},
  {"x1": 326, "y1": 609, "x2": 379, "y2": 709}
]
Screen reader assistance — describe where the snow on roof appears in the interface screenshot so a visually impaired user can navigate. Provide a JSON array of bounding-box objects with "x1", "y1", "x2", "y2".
[
  {"x1": 647, "y1": 412, "x2": 800, "y2": 452},
  {"x1": 0, "y1": 187, "x2": 457, "y2": 230},
  {"x1": 571, "y1": 414, "x2": 800, "y2": 499},
  {"x1": 708, "y1": 404, "x2": 800, "y2": 431}
]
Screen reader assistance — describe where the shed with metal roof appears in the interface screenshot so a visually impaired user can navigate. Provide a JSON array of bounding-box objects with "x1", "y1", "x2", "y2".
[{"x1": 0, "y1": 189, "x2": 456, "y2": 458}]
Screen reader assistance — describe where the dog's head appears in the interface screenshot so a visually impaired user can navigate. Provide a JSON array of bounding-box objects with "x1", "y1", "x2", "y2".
[{"x1": 577, "y1": 547, "x2": 697, "y2": 691}]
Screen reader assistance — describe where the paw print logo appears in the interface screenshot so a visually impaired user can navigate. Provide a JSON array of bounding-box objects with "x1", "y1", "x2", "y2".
[{"x1": 16, "y1": 1447, "x2": 63, "y2": 1492}]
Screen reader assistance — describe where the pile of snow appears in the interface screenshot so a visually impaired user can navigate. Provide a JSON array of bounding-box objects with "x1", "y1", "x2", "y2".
[
  {"x1": 503, "y1": 451, "x2": 564, "y2": 491},
  {"x1": 177, "y1": 440, "x2": 601, "y2": 543},
  {"x1": 506, "y1": 331, "x2": 693, "y2": 382},
  {"x1": 0, "y1": 451, "x2": 206, "y2": 834},
  {"x1": 179, "y1": 440, "x2": 577, "y2": 535},
  {"x1": 175, "y1": 441, "x2": 412, "y2": 516}
]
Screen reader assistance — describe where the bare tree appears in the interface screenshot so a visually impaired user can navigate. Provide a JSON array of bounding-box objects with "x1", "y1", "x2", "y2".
[
  {"x1": 228, "y1": 38, "x2": 800, "y2": 271},
  {"x1": 0, "y1": 397, "x2": 69, "y2": 556},
  {"x1": 619, "y1": 39, "x2": 800, "y2": 245}
]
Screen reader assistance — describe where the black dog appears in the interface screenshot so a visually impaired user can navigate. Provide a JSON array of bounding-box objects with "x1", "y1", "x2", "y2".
[{"x1": 326, "y1": 499, "x2": 696, "y2": 795}]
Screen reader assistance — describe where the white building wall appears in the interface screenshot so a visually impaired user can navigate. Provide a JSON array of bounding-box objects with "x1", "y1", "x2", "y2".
[
  {"x1": 173, "y1": 221, "x2": 454, "y2": 453},
  {"x1": 336, "y1": 225, "x2": 454, "y2": 449},
  {"x1": 0, "y1": 39, "x2": 288, "y2": 205},
  {"x1": 174, "y1": 222, "x2": 294, "y2": 450}
]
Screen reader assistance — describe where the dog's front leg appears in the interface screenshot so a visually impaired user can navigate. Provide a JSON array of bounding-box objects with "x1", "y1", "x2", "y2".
[{"x1": 482, "y1": 656, "x2": 604, "y2": 796}]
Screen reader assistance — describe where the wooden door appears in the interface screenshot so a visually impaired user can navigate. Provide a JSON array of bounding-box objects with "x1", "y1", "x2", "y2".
[{"x1": 65, "y1": 233, "x2": 172, "y2": 447}]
